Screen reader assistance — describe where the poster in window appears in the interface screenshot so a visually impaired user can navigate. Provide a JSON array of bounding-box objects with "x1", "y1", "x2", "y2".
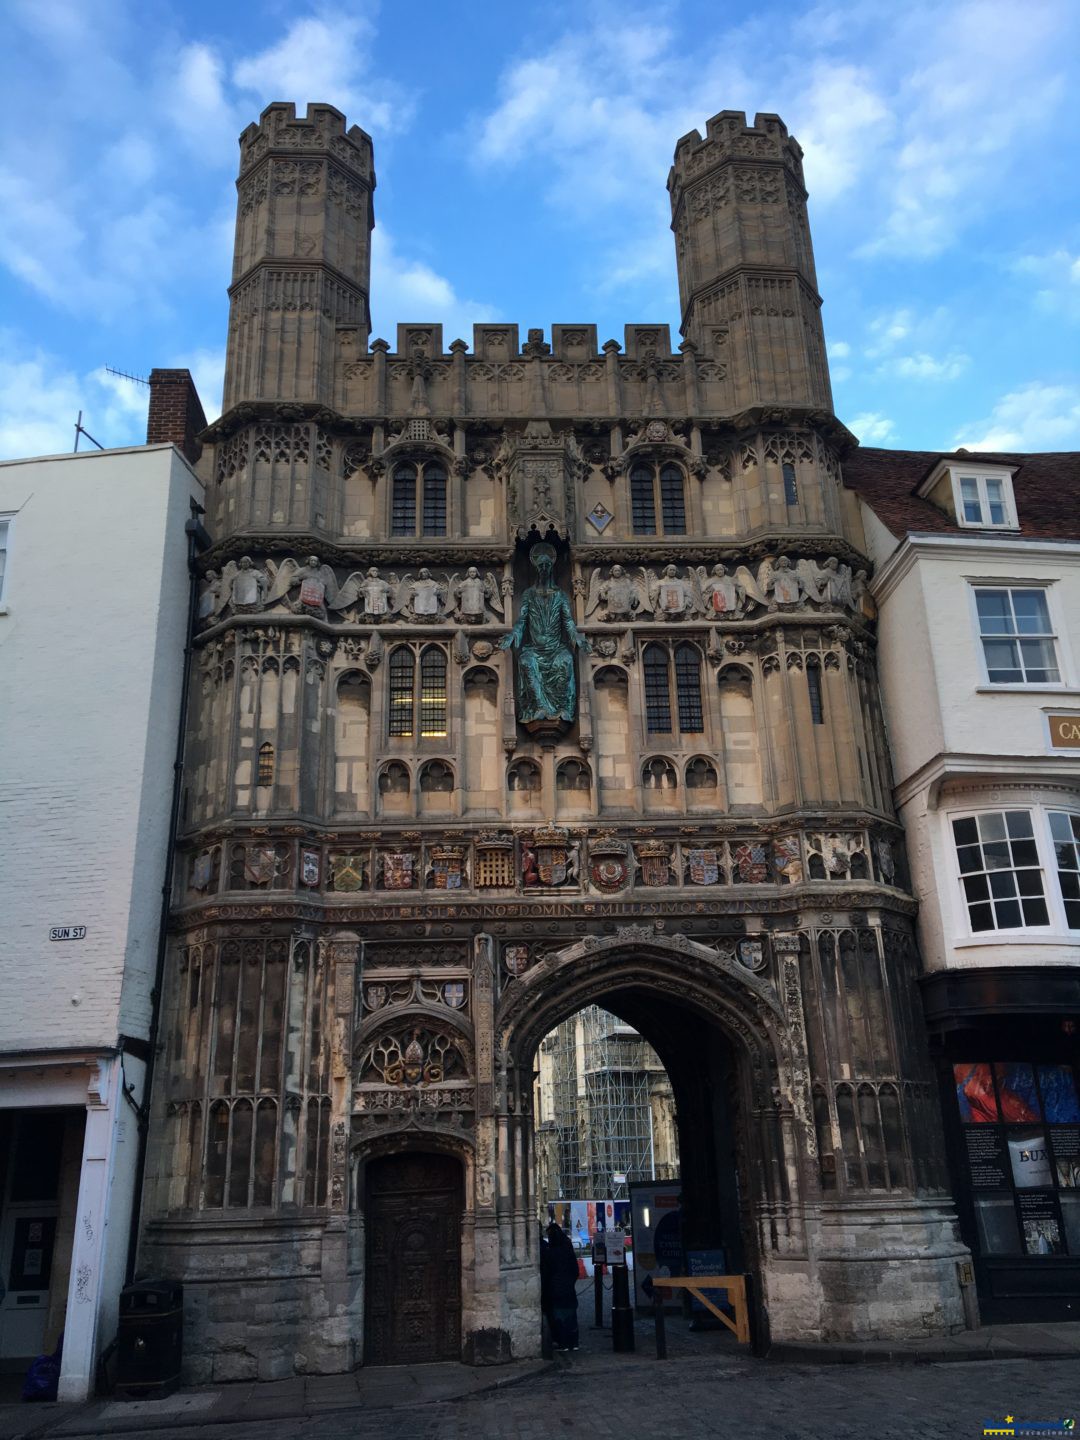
[
  {"x1": 954, "y1": 1063, "x2": 999, "y2": 1123},
  {"x1": 1039, "y1": 1065, "x2": 1080, "y2": 1123},
  {"x1": 964, "y1": 1127, "x2": 1008, "y2": 1188},
  {"x1": 1007, "y1": 1127, "x2": 1054, "y2": 1188},
  {"x1": 974, "y1": 1196, "x2": 1021, "y2": 1255},
  {"x1": 993, "y1": 1063, "x2": 1041, "y2": 1122},
  {"x1": 1050, "y1": 1126, "x2": 1080, "y2": 1188},
  {"x1": 1017, "y1": 1192, "x2": 1065, "y2": 1256}
]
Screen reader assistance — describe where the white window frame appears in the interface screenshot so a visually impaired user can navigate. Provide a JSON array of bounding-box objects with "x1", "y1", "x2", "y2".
[
  {"x1": 0, "y1": 514, "x2": 12, "y2": 609},
  {"x1": 968, "y1": 581, "x2": 1066, "y2": 689},
  {"x1": 947, "y1": 802, "x2": 1080, "y2": 941},
  {"x1": 951, "y1": 468, "x2": 1018, "y2": 530}
]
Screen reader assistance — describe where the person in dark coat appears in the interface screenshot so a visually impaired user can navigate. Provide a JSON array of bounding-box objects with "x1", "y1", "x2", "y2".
[{"x1": 545, "y1": 1222, "x2": 580, "y2": 1350}]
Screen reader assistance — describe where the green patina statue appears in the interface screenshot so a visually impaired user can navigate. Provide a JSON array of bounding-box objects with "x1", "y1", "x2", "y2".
[{"x1": 499, "y1": 543, "x2": 591, "y2": 727}]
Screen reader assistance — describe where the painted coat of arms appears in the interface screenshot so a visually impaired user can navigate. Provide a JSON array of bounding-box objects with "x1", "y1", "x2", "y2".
[
  {"x1": 504, "y1": 945, "x2": 531, "y2": 977},
  {"x1": 737, "y1": 938, "x2": 766, "y2": 971},
  {"x1": 686, "y1": 849, "x2": 720, "y2": 886},
  {"x1": 733, "y1": 842, "x2": 768, "y2": 884},
  {"x1": 192, "y1": 851, "x2": 213, "y2": 891},
  {"x1": 590, "y1": 856, "x2": 628, "y2": 891},
  {"x1": 430, "y1": 850, "x2": 463, "y2": 889},
  {"x1": 443, "y1": 981, "x2": 466, "y2": 1009},
  {"x1": 636, "y1": 844, "x2": 673, "y2": 887},
  {"x1": 332, "y1": 854, "x2": 366, "y2": 892},
  {"x1": 537, "y1": 843, "x2": 567, "y2": 886},
  {"x1": 300, "y1": 848, "x2": 321, "y2": 888},
  {"x1": 382, "y1": 852, "x2": 415, "y2": 890},
  {"x1": 244, "y1": 845, "x2": 276, "y2": 886}
]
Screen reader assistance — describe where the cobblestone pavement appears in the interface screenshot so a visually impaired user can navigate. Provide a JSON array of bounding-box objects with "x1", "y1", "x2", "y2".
[{"x1": 88, "y1": 1355, "x2": 1080, "y2": 1440}]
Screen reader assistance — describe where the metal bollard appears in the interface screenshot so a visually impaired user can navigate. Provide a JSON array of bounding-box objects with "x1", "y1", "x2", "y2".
[
  {"x1": 593, "y1": 1263, "x2": 605, "y2": 1328},
  {"x1": 611, "y1": 1264, "x2": 635, "y2": 1353},
  {"x1": 653, "y1": 1288, "x2": 667, "y2": 1359}
]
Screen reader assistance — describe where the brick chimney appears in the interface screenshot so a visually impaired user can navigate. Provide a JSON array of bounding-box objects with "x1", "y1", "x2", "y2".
[{"x1": 146, "y1": 369, "x2": 207, "y2": 465}]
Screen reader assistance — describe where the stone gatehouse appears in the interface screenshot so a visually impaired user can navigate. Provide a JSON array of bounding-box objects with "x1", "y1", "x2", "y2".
[{"x1": 139, "y1": 101, "x2": 969, "y2": 1381}]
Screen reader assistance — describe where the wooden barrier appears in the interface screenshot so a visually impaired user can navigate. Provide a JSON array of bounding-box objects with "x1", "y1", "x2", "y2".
[{"x1": 649, "y1": 1274, "x2": 751, "y2": 1354}]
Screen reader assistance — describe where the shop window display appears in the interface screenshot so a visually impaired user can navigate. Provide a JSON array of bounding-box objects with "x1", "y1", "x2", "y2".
[{"x1": 953, "y1": 1061, "x2": 1080, "y2": 1259}]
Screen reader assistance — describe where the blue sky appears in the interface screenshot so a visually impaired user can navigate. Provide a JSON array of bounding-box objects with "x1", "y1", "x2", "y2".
[{"x1": 2, "y1": 0, "x2": 1079, "y2": 459}]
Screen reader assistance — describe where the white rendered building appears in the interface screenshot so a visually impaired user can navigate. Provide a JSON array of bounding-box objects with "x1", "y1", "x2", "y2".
[
  {"x1": 848, "y1": 447, "x2": 1080, "y2": 1322},
  {"x1": 0, "y1": 423, "x2": 204, "y2": 1399}
]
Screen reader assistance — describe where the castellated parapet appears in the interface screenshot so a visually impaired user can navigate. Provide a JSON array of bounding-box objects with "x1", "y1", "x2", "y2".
[{"x1": 225, "y1": 104, "x2": 376, "y2": 411}]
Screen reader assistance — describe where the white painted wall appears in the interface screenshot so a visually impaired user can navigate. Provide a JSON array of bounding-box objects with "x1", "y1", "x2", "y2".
[
  {"x1": 0, "y1": 445, "x2": 203, "y2": 1051},
  {"x1": 867, "y1": 523, "x2": 1080, "y2": 974},
  {"x1": 0, "y1": 444, "x2": 203, "y2": 1401}
]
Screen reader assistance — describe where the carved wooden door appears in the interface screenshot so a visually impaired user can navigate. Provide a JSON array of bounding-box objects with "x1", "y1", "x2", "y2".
[{"x1": 364, "y1": 1152, "x2": 462, "y2": 1365}]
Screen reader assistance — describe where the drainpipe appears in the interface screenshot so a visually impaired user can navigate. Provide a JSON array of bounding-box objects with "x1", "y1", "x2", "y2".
[{"x1": 123, "y1": 494, "x2": 211, "y2": 1284}]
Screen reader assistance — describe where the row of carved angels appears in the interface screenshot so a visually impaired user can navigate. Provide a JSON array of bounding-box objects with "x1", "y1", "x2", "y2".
[
  {"x1": 584, "y1": 555, "x2": 874, "y2": 621},
  {"x1": 199, "y1": 556, "x2": 508, "y2": 626}
]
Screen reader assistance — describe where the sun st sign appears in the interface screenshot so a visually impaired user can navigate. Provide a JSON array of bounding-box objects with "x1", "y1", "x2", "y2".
[{"x1": 49, "y1": 925, "x2": 87, "y2": 941}]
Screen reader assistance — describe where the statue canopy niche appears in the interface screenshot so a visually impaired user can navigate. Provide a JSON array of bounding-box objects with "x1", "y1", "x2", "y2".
[{"x1": 499, "y1": 542, "x2": 591, "y2": 737}]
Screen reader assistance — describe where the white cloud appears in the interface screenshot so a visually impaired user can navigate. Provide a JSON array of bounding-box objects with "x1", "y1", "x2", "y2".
[
  {"x1": 885, "y1": 351, "x2": 970, "y2": 382},
  {"x1": 795, "y1": 63, "x2": 894, "y2": 204},
  {"x1": 0, "y1": 332, "x2": 148, "y2": 460},
  {"x1": 864, "y1": 308, "x2": 914, "y2": 358},
  {"x1": 828, "y1": 340, "x2": 851, "y2": 359},
  {"x1": 1014, "y1": 249, "x2": 1080, "y2": 321},
  {"x1": 954, "y1": 382, "x2": 1080, "y2": 451},
  {"x1": 369, "y1": 229, "x2": 496, "y2": 344},
  {"x1": 849, "y1": 411, "x2": 896, "y2": 443},
  {"x1": 233, "y1": 12, "x2": 407, "y2": 135}
]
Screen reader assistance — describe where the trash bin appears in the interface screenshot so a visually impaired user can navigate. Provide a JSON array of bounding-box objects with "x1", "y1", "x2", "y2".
[{"x1": 115, "y1": 1280, "x2": 183, "y2": 1398}]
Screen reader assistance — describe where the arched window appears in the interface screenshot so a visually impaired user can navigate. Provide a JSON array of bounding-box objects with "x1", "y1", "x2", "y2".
[
  {"x1": 257, "y1": 743, "x2": 274, "y2": 788},
  {"x1": 642, "y1": 757, "x2": 678, "y2": 790},
  {"x1": 685, "y1": 757, "x2": 717, "y2": 790},
  {"x1": 388, "y1": 646, "x2": 414, "y2": 736},
  {"x1": 391, "y1": 459, "x2": 447, "y2": 537},
  {"x1": 643, "y1": 644, "x2": 672, "y2": 733},
  {"x1": 419, "y1": 646, "x2": 447, "y2": 737},
  {"x1": 386, "y1": 645, "x2": 448, "y2": 739},
  {"x1": 378, "y1": 761, "x2": 410, "y2": 794},
  {"x1": 644, "y1": 643, "x2": 703, "y2": 736},
  {"x1": 674, "y1": 644, "x2": 703, "y2": 733},
  {"x1": 630, "y1": 462, "x2": 686, "y2": 535},
  {"x1": 807, "y1": 660, "x2": 825, "y2": 724}
]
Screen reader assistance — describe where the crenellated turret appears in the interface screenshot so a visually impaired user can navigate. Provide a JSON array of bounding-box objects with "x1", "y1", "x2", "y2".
[
  {"x1": 668, "y1": 110, "x2": 831, "y2": 412},
  {"x1": 223, "y1": 102, "x2": 376, "y2": 410}
]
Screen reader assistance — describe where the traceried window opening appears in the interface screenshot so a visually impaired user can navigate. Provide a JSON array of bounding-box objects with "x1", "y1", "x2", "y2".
[
  {"x1": 630, "y1": 466, "x2": 656, "y2": 535},
  {"x1": 391, "y1": 463, "x2": 417, "y2": 536},
  {"x1": 419, "y1": 646, "x2": 447, "y2": 737},
  {"x1": 556, "y1": 759, "x2": 591, "y2": 791},
  {"x1": 388, "y1": 646, "x2": 414, "y2": 737},
  {"x1": 379, "y1": 761, "x2": 410, "y2": 794},
  {"x1": 643, "y1": 645, "x2": 672, "y2": 733},
  {"x1": 782, "y1": 462, "x2": 798, "y2": 506},
  {"x1": 1049, "y1": 811, "x2": 1080, "y2": 929},
  {"x1": 975, "y1": 588, "x2": 1060, "y2": 685},
  {"x1": 422, "y1": 464, "x2": 447, "y2": 537},
  {"x1": 659, "y1": 464, "x2": 687, "y2": 533},
  {"x1": 420, "y1": 760, "x2": 454, "y2": 792},
  {"x1": 685, "y1": 757, "x2": 717, "y2": 789},
  {"x1": 257, "y1": 743, "x2": 274, "y2": 788},
  {"x1": 952, "y1": 810, "x2": 1049, "y2": 932},
  {"x1": 807, "y1": 662, "x2": 825, "y2": 724},
  {"x1": 643, "y1": 757, "x2": 677, "y2": 790},
  {"x1": 674, "y1": 644, "x2": 704, "y2": 733},
  {"x1": 508, "y1": 760, "x2": 540, "y2": 793}
]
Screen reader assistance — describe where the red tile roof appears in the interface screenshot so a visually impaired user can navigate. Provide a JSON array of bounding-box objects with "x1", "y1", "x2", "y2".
[{"x1": 842, "y1": 447, "x2": 1080, "y2": 541}]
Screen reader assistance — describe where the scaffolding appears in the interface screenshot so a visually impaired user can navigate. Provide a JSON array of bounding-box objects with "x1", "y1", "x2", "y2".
[{"x1": 537, "y1": 1006, "x2": 677, "y2": 1202}]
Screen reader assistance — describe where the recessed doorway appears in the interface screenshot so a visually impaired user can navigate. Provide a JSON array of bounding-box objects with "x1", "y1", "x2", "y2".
[{"x1": 363, "y1": 1151, "x2": 463, "y2": 1364}]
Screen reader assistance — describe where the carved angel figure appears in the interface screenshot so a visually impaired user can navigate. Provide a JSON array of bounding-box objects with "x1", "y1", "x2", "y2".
[
  {"x1": 264, "y1": 555, "x2": 339, "y2": 614},
  {"x1": 852, "y1": 569, "x2": 877, "y2": 622},
  {"x1": 328, "y1": 567, "x2": 394, "y2": 618},
  {"x1": 395, "y1": 568, "x2": 446, "y2": 619},
  {"x1": 695, "y1": 563, "x2": 743, "y2": 617},
  {"x1": 767, "y1": 554, "x2": 803, "y2": 606},
  {"x1": 645, "y1": 564, "x2": 701, "y2": 619},
  {"x1": 204, "y1": 556, "x2": 270, "y2": 621},
  {"x1": 584, "y1": 564, "x2": 651, "y2": 621},
  {"x1": 448, "y1": 567, "x2": 504, "y2": 621},
  {"x1": 815, "y1": 556, "x2": 854, "y2": 609}
]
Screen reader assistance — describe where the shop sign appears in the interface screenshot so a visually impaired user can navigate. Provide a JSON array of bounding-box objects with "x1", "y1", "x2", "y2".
[{"x1": 1047, "y1": 712, "x2": 1080, "y2": 749}]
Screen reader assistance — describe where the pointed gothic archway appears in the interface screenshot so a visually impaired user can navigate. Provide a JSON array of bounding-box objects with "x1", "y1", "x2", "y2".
[{"x1": 494, "y1": 927, "x2": 819, "y2": 1351}]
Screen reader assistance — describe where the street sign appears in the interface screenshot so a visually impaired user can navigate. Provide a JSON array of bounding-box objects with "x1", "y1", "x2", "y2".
[{"x1": 49, "y1": 926, "x2": 87, "y2": 941}]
